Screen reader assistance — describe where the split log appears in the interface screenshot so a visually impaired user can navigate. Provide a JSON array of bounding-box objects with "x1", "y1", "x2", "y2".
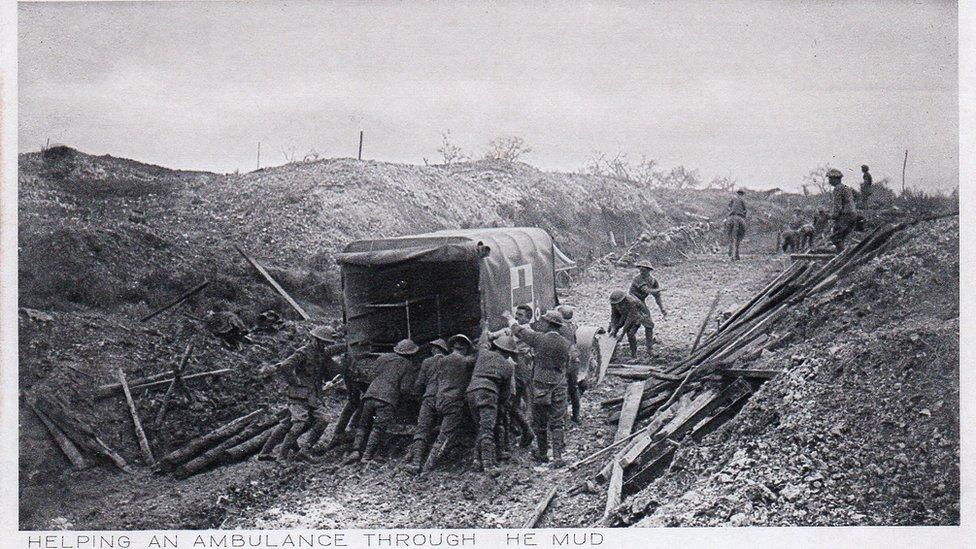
[
  {"x1": 97, "y1": 368, "x2": 233, "y2": 399},
  {"x1": 158, "y1": 410, "x2": 262, "y2": 471},
  {"x1": 116, "y1": 368, "x2": 155, "y2": 466},
  {"x1": 522, "y1": 486, "x2": 558, "y2": 529},
  {"x1": 140, "y1": 280, "x2": 210, "y2": 322},
  {"x1": 614, "y1": 383, "x2": 644, "y2": 442},
  {"x1": 235, "y1": 244, "x2": 312, "y2": 321},
  {"x1": 27, "y1": 400, "x2": 88, "y2": 470}
]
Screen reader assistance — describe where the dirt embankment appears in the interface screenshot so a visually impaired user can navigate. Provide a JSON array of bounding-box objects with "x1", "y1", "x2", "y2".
[{"x1": 614, "y1": 217, "x2": 959, "y2": 526}]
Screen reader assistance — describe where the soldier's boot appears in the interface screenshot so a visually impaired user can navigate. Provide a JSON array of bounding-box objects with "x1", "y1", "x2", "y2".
[
  {"x1": 532, "y1": 431, "x2": 550, "y2": 463},
  {"x1": 550, "y1": 431, "x2": 566, "y2": 469},
  {"x1": 362, "y1": 429, "x2": 386, "y2": 462},
  {"x1": 278, "y1": 425, "x2": 304, "y2": 461},
  {"x1": 480, "y1": 439, "x2": 500, "y2": 478},
  {"x1": 406, "y1": 440, "x2": 427, "y2": 475},
  {"x1": 645, "y1": 328, "x2": 655, "y2": 358},
  {"x1": 627, "y1": 334, "x2": 638, "y2": 358},
  {"x1": 306, "y1": 420, "x2": 330, "y2": 457},
  {"x1": 343, "y1": 428, "x2": 368, "y2": 464}
]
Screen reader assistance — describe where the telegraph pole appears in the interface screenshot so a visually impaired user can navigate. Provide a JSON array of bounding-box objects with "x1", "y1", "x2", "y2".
[
  {"x1": 257, "y1": 142, "x2": 261, "y2": 170},
  {"x1": 901, "y1": 149, "x2": 908, "y2": 194},
  {"x1": 358, "y1": 131, "x2": 364, "y2": 161}
]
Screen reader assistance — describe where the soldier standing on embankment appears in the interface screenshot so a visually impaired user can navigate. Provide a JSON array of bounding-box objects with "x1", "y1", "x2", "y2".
[{"x1": 827, "y1": 168, "x2": 859, "y2": 252}]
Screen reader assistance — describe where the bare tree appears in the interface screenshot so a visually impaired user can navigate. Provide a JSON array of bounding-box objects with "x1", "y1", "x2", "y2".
[
  {"x1": 437, "y1": 130, "x2": 469, "y2": 164},
  {"x1": 484, "y1": 135, "x2": 532, "y2": 162},
  {"x1": 708, "y1": 175, "x2": 737, "y2": 191},
  {"x1": 804, "y1": 164, "x2": 832, "y2": 195},
  {"x1": 658, "y1": 165, "x2": 702, "y2": 189},
  {"x1": 280, "y1": 146, "x2": 299, "y2": 164}
]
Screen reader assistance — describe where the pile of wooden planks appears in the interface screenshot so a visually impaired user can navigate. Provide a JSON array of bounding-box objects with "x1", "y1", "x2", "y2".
[
  {"x1": 158, "y1": 408, "x2": 293, "y2": 478},
  {"x1": 586, "y1": 220, "x2": 944, "y2": 521}
]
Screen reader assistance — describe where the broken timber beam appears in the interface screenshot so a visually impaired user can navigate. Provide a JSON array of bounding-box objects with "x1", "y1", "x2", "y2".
[
  {"x1": 790, "y1": 253, "x2": 836, "y2": 261},
  {"x1": 718, "y1": 368, "x2": 782, "y2": 380},
  {"x1": 158, "y1": 410, "x2": 262, "y2": 471},
  {"x1": 97, "y1": 368, "x2": 234, "y2": 399},
  {"x1": 604, "y1": 463, "x2": 624, "y2": 518},
  {"x1": 27, "y1": 400, "x2": 88, "y2": 470},
  {"x1": 235, "y1": 244, "x2": 312, "y2": 321},
  {"x1": 522, "y1": 486, "x2": 558, "y2": 529},
  {"x1": 140, "y1": 280, "x2": 210, "y2": 322},
  {"x1": 116, "y1": 368, "x2": 155, "y2": 466}
]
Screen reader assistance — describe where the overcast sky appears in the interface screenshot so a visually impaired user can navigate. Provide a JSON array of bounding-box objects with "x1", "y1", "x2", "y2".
[{"x1": 19, "y1": 1, "x2": 958, "y2": 191}]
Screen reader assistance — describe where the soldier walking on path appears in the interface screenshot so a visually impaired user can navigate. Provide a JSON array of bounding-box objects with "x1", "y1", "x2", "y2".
[
  {"x1": 465, "y1": 335, "x2": 518, "y2": 477},
  {"x1": 725, "y1": 189, "x2": 748, "y2": 260},
  {"x1": 406, "y1": 338, "x2": 450, "y2": 474},
  {"x1": 424, "y1": 335, "x2": 477, "y2": 472},
  {"x1": 629, "y1": 262, "x2": 667, "y2": 319},
  {"x1": 609, "y1": 289, "x2": 656, "y2": 359},
  {"x1": 344, "y1": 339, "x2": 420, "y2": 464},
  {"x1": 504, "y1": 309, "x2": 571, "y2": 468},
  {"x1": 258, "y1": 326, "x2": 344, "y2": 461},
  {"x1": 827, "y1": 168, "x2": 859, "y2": 252}
]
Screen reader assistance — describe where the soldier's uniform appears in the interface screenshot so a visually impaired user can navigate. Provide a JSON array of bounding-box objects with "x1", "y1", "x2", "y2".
[
  {"x1": 610, "y1": 291, "x2": 655, "y2": 358},
  {"x1": 348, "y1": 340, "x2": 419, "y2": 462},
  {"x1": 812, "y1": 209, "x2": 830, "y2": 237},
  {"x1": 556, "y1": 315, "x2": 581, "y2": 423},
  {"x1": 827, "y1": 169, "x2": 859, "y2": 252},
  {"x1": 488, "y1": 326, "x2": 534, "y2": 447},
  {"x1": 728, "y1": 194, "x2": 748, "y2": 218},
  {"x1": 799, "y1": 223, "x2": 816, "y2": 249},
  {"x1": 424, "y1": 337, "x2": 477, "y2": 470},
  {"x1": 510, "y1": 312, "x2": 571, "y2": 468},
  {"x1": 407, "y1": 339, "x2": 449, "y2": 472},
  {"x1": 465, "y1": 341, "x2": 515, "y2": 476},
  {"x1": 859, "y1": 166, "x2": 873, "y2": 208},
  {"x1": 259, "y1": 326, "x2": 344, "y2": 460}
]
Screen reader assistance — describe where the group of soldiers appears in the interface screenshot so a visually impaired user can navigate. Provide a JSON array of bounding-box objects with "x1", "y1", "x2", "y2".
[{"x1": 256, "y1": 303, "x2": 587, "y2": 477}]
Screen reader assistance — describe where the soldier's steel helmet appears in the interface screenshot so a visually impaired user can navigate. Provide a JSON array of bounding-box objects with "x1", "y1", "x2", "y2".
[
  {"x1": 609, "y1": 290, "x2": 627, "y2": 304},
  {"x1": 541, "y1": 310, "x2": 564, "y2": 326},
  {"x1": 430, "y1": 338, "x2": 450, "y2": 353},
  {"x1": 311, "y1": 326, "x2": 338, "y2": 342},
  {"x1": 556, "y1": 304, "x2": 576, "y2": 320},
  {"x1": 492, "y1": 335, "x2": 519, "y2": 354},
  {"x1": 826, "y1": 168, "x2": 844, "y2": 179},
  {"x1": 394, "y1": 339, "x2": 420, "y2": 355},
  {"x1": 634, "y1": 261, "x2": 655, "y2": 270},
  {"x1": 449, "y1": 334, "x2": 474, "y2": 349}
]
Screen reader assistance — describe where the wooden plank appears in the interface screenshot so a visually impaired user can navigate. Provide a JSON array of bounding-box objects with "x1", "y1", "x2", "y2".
[
  {"x1": 718, "y1": 368, "x2": 782, "y2": 380},
  {"x1": 604, "y1": 463, "x2": 624, "y2": 518},
  {"x1": 140, "y1": 280, "x2": 210, "y2": 322},
  {"x1": 116, "y1": 368, "x2": 155, "y2": 466},
  {"x1": 622, "y1": 439, "x2": 679, "y2": 495},
  {"x1": 522, "y1": 486, "x2": 558, "y2": 529},
  {"x1": 235, "y1": 244, "x2": 311, "y2": 321},
  {"x1": 691, "y1": 391, "x2": 753, "y2": 442},
  {"x1": 27, "y1": 401, "x2": 87, "y2": 469},
  {"x1": 594, "y1": 333, "x2": 619, "y2": 386},
  {"x1": 614, "y1": 383, "x2": 644, "y2": 442}
]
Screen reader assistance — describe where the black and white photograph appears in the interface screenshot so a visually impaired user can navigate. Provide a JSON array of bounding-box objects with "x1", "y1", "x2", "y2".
[{"x1": 3, "y1": 0, "x2": 970, "y2": 542}]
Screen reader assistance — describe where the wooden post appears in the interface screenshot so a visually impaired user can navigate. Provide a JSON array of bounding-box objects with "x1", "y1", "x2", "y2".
[
  {"x1": 139, "y1": 280, "x2": 210, "y2": 322},
  {"x1": 358, "y1": 130, "x2": 364, "y2": 160},
  {"x1": 257, "y1": 142, "x2": 261, "y2": 170},
  {"x1": 116, "y1": 368, "x2": 155, "y2": 466},
  {"x1": 902, "y1": 149, "x2": 908, "y2": 195},
  {"x1": 235, "y1": 245, "x2": 312, "y2": 321},
  {"x1": 522, "y1": 486, "x2": 557, "y2": 529}
]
